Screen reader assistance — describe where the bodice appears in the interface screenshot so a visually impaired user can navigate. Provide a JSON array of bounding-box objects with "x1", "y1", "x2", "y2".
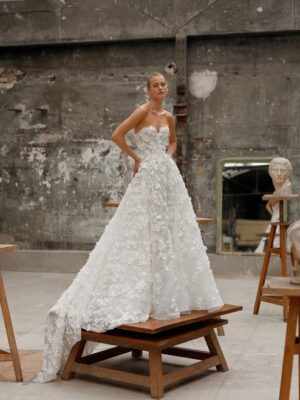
[{"x1": 132, "y1": 125, "x2": 169, "y2": 159}]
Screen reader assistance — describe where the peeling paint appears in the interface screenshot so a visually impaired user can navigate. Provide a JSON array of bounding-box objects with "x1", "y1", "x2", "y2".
[
  {"x1": 189, "y1": 70, "x2": 218, "y2": 100},
  {"x1": 57, "y1": 161, "x2": 71, "y2": 183},
  {"x1": 41, "y1": 179, "x2": 51, "y2": 189},
  {"x1": 0, "y1": 169, "x2": 10, "y2": 184},
  {"x1": 29, "y1": 132, "x2": 66, "y2": 144},
  {"x1": 20, "y1": 147, "x2": 46, "y2": 178},
  {"x1": 1, "y1": 145, "x2": 9, "y2": 157},
  {"x1": 81, "y1": 138, "x2": 120, "y2": 166},
  {"x1": 19, "y1": 109, "x2": 47, "y2": 130},
  {"x1": 0, "y1": 68, "x2": 24, "y2": 90},
  {"x1": 19, "y1": 200, "x2": 38, "y2": 211}
]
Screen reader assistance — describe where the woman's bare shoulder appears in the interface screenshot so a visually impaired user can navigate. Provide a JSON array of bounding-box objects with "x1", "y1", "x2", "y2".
[
  {"x1": 165, "y1": 111, "x2": 174, "y2": 123},
  {"x1": 164, "y1": 110, "x2": 174, "y2": 118},
  {"x1": 133, "y1": 103, "x2": 149, "y2": 115}
]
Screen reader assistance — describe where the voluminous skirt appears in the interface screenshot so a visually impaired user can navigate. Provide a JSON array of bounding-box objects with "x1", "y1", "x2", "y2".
[{"x1": 35, "y1": 151, "x2": 223, "y2": 382}]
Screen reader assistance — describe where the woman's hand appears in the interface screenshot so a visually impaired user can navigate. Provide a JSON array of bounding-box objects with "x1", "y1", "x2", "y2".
[{"x1": 133, "y1": 158, "x2": 141, "y2": 175}]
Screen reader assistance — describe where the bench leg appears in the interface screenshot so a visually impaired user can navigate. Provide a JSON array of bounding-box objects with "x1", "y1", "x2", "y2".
[
  {"x1": 62, "y1": 339, "x2": 87, "y2": 380},
  {"x1": 205, "y1": 329, "x2": 228, "y2": 372},
  {"x1": 279, "y1": 298, "x2": 299, "y2": 400},
  {"x1": 149, "y1": 349, "x2": 164, "y2": 399},
  {"x1": 132, "y1": 349, "x2": 143, "y2": 359}
]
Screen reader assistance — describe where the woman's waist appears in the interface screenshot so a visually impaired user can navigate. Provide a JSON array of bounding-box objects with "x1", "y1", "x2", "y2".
[{"x1": 138, "y1": 149, "x2": 169, "y2": 160}]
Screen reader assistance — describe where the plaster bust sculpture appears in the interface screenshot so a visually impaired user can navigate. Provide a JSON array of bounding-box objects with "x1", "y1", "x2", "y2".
[
  {"x1": 269, "y1": 157, "x2": 292, "y2": 194},
  {"x1": 255, "y1": 157, "x2": 293, "y2": 253},
  {"x1": 287, "y1": 220, "x2": 300, "y2": 284},
  {"x1": 266, "y1": 157, "x2": 293, "y2": 215}
]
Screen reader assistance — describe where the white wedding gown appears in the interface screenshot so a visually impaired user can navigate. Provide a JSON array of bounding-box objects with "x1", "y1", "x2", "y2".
[{"x1": 35, "y1": 125, "x2": 223, "y2": 382}]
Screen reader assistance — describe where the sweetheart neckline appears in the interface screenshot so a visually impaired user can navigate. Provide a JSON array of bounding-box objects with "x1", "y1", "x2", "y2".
[{"x1": 134, "y1": 125, "x2": 169, "y2": 135}]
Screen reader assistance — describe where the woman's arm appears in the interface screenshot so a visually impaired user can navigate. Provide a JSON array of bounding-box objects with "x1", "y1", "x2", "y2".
[
  {"x1": 166, "y1": 113, "x2": 177, "y2": 156},
  {"x1": 112, "y1": 106, "x2": 147, "y2": 174}
]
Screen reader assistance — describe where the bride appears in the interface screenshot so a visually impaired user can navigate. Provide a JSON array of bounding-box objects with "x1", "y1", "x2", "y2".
[{"x1": 35, "y1": 72, "x2": 223, "y2": 383}]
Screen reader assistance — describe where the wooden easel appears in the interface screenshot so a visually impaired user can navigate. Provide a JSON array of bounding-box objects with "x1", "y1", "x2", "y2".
[
  {"x1": 253, "y1": 195, "x2": 298, "y2": 321},
  {"x1": 0, "y1": 244, "x2": 23, "y2": 381}
]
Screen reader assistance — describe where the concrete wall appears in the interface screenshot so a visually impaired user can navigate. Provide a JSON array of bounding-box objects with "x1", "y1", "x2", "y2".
[
  {"x1": 1, "y1": 0, "x2": 300, "y2": 46},
  {"x1": 1, "y1": 0, "x2": 300, "y2": 252},
  {"x1": 0, "y1": 41, "x2": 175, "y2": 249},
  {"x1": 187, "y1": 34, "x2": 300, "y2": 240}
]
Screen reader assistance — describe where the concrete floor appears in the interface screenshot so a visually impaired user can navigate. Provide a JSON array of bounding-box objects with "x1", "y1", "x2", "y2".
[{"x1": 0, "y1": 272, "x2": 297, "y2": 400}]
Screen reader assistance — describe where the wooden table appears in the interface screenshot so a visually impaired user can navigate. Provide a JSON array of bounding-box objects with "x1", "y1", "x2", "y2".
[
  {"x1": 0, "y1": 244, "x2": 23, "y2": 381},
  {"x1": 62, "y1": 304, "x2": 242, "y2": 399},
  {"x1": 263, "y1": 277, "x2": 300, "y2": 399}
]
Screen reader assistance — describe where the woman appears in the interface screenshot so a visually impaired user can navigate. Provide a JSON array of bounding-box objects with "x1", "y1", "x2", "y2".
[{"x1": 35, "y1": 72, "x2": 223, "y2": 383}]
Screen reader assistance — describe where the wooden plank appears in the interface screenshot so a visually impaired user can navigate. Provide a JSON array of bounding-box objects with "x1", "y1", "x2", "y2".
[
  {"x1": 262, "y1": 194, "x2": 299, "y2": 201},
  {"x1": 72, "y1": 362, "x2": 150, "y2": 388},
  {"x1": 253, "y1": 224, "x2": 276, "y2": 315},
  {"x1": 163, "y1": 355, "x2": 220, "y2": 387},
  {"x1": 0, "y1": 353, "x2": 13, "y2": 361},
  {"x1": 80, "y1": 346, "x2": 131, "y2": 365},
  {"x1": 0, "y1": 244, "x2": 18, "y2": 254},
  {"x1": 260, "y1": 296, "x2": 286, "y2": 306},
  {"x1": 263, "y1": 288, "x2": 300, "y2": 297},
  {"x1": 162, "y1": 347, "x2": 210, "y2": 360},
  {"x1": 62, "y1": 340, "x2": 86, "y2": 380},
  {"x1": 196, "y1": 217, "x2": 215, "y2": 225},
  {"x1": 82, "y1": 319, "x2": 227, "y2": 351},
  {"x1": 156, "y1": 320, "x2": 228, "y2": 351},
  {"x1": 205, "y1": 330, "x2": 228, "y2": 372},
  {"x1": 118, "y1": 304, "x2": 242, "y2": 334}
]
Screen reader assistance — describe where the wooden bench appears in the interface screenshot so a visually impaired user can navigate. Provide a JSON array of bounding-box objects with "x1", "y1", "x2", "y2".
[{"x1": 62, "y1": 304, "x2": 242, "y2": 398}]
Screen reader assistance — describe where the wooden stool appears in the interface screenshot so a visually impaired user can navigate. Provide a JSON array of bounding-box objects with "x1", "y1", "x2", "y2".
[
  {"x1": 263, "y1": 277, "x2": 300, "y2": 400},
  {"x1": 0, "y1": 244, "x2": 23, "y2": 381},
  {"x1": 62, "y1": 304, "x2": 242, "y2": 399},
  {"x1": 253, "y1": 195, "x2": 298, "y2": 321}
]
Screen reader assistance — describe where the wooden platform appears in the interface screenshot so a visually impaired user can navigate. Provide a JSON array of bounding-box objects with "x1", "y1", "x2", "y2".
[{"x1": 62, "y1": 304, "x2": 242, "y2": 399}]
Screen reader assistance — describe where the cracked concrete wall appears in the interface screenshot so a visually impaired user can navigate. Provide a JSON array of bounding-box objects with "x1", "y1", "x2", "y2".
[
  {"x1": 187, "y1": 34, "x2": 300, "y2": 247},
  {"x1": 0, "y1": 42, "x2": 175, "y2": 249},
  {"x1": 1, "y1": 0, "x2": 300, "y2": 251},
  {"x1": 1, "y1": 34, "x2": 300, "y2": 251},
  {"x1": 1, "y1": 0, "x2": 300, "y2": 46}
]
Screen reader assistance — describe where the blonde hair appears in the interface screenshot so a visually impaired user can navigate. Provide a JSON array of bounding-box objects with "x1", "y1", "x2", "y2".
[{"x1": 147, "y1": 72, "x2": 165, "y2": 88}]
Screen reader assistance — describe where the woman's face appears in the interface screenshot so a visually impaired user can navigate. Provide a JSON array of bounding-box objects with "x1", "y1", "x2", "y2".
[
  {"x1": 269, "y1": 163, "x2": 290, "y2": 185},
  {"x1": 148, "y1": 75, "x2": 168, "y2": 100}
]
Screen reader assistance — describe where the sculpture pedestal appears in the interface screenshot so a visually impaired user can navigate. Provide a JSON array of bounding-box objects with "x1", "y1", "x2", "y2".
[{"x1": 253, "y1": 195, "x2": 299, "y2": 321}]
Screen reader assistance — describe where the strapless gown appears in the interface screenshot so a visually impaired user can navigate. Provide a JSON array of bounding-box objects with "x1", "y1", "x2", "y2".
[{"x1": 35, "y1": 125, "x2": 223, "y2": 382}]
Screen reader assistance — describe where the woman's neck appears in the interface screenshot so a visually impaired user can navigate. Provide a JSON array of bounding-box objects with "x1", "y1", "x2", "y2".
[{"x1": 148, "y1": 99, "x2": 163, "y2": 111}]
